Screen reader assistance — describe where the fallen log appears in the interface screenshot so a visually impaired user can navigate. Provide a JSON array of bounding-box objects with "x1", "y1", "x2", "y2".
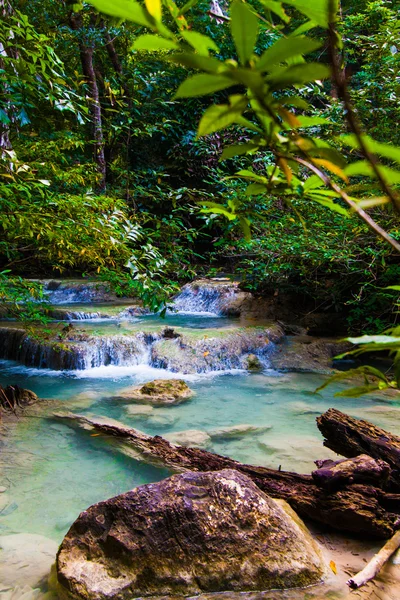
[
  {"x1": 317, "y1": 408, "x2": 400, "y2": 491},
  {"x1": 312, "y1": 455, "x2": 391, "y2": 492},
  {"x1": 53, "y1": 412, "x2": 400, "y2": 539},
  {"x1": 347, "y1": 529, "x2": 400, "y2": 590}
]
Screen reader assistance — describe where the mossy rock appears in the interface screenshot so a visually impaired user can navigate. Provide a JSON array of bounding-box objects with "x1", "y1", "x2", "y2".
[{"x1": 113, "y1": 379, "x2": 194, "y2": 406}]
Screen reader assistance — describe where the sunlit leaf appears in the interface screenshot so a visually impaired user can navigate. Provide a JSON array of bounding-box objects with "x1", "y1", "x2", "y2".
[
  {"x1": 132, "y1": 35, "x2": 178, "y2": 50},
  {"x1": 88, "y1": 0, "x2": 153, "y2": 28},
  {"x1": 181, "y1": 31, "x2": 219, "y2": 55},
  {"x1": 220, "y1": 142, "x2": 259, "y2": 160},
  {"x1": 230, "y1": 0, "x2": 259, "y2": 65},
  {"x1": 145, "y1": 0, "x2": 161, "y2": 20},
  {"x1": 175, "y1": 74, "x2": 233, "y2": 98},
  {"x1": 341, "y1": 134, "x2": 400, "y2": 165},
  {"x1": 266, "y1": 63, "x2": 331, "y2": 89},
  {"x1": 256, "y1": 36, "x2": 322, "y2": 72},
  {"x1": 283, "y1": 0, "x2": 333, "y2": 27},
  {"x1": 259, "y1": 0, "x2": 290, "y2": 23}
]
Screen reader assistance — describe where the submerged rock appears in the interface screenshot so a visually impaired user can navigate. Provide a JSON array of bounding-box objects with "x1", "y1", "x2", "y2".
[
  {"x1": 114, "y1": 379, "x2": 194, "y2": 406},
  {"x1": 57, "y1": 469, "x2": 324, "y2": 600},
  {"x1": 209, "y1": 424, "x2": 272, "y2": 440},
  {"x1": 165, "y1": 429, "x2": 211, "y2": 448},
  {"x1": 270, "y1": 336, "x2": 352, "y2": 374}
]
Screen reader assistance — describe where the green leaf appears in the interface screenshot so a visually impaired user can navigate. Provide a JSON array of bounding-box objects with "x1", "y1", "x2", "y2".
[
  {"x1": 197, "y1": 97, "x2": 247, "y2": 137},
  {"x1": 174, "y1": 74, "x2": 233, "y2": 98},
  {"x1": 181, "y1": 31, "x2": 219, "y2": 55},
  {"x1": 178, "y1": 0, "x2": 200, "y2": 15},
  {"x1": 307, "y1": 146, "x2": 347, "y2": 168},
  {"x1": 259, "y1": 0, "x2": 290, "y2": 22},
  {"x1": 245, "y1": 183, "x2": 268, "y2": 195},
  {"x1": 235, "y1": 169, "x2": 269, "y2": 183},
  {"x1": 303, "y1": 174, "x2": 324, "y2": 191},
  {"x1": 283, "y1": 0, "x2": 333, "y2": 27},
  {"x1": 266, "y1": 63, "x2": 331, "y2": 89},
  {"x1": 145, "y1": 0, "x2": 161, "y2": 20},
  {"x1": 291, "y1": 20, "x2": 318, "y2": 35},
  {"x1": 345, "y1": 161, "x2": 400, "y2": 184},
  {"x1": 295, "y1": 115, "x2": 329, "y2": 127},
  {"x1": 341, "y1": 134, "x2": 400, "y2": 165},
  {"x1": 347, "y1": 334, "x2": 400, "y2": 345},
  {"x1": 308, "y1": 195, "x2": 349, "y2": 216},
  {"x1": 315, "y1": 366, "x2": 389, "y2": 393},
  {"x1": 220, "y1": 142, "x2": 259, "y2": 160},
  {"x1": 132, "y1": 35, "x2": 178, "y2": 50},
  {"x1": 88, "y1": 0, "x2": 153, "y2": 28},
  {"x1": 169, "y1": 52, "x2": 222, "y2": 73},
  {"x1": 335, "y1": 384, "x2": 385, "y2": 398},
  {"x1": 199, "y1": 202, "x2": 237, "y2": 220},
  {"x1": 230, "y1": 0, "x2": 259, "y2": 65},
  {"x1": 256, "y1": 36, "x2": 322, "y2": 72}
]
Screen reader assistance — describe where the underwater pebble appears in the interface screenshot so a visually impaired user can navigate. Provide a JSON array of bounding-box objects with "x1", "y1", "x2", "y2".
[
  {"x1": 125, "y1": 405, "x2": 154, "y2": 416},
  {"x1": 0, "y1": 486, "x2": 7, "y2": 493},
  {"x1": 165, "y1": 429, "x2": 211, "y2": 448}
]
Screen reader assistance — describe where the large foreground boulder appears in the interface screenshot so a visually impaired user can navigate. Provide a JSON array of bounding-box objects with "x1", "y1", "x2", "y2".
[{"x1": 57, "y1": 469, "x2": 324, "y2": 600}]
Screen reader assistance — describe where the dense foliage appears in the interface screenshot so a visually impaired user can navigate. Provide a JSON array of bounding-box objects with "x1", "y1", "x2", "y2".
[{"x1": 1, "y1": 0, "x2": 400, "y2": 340}]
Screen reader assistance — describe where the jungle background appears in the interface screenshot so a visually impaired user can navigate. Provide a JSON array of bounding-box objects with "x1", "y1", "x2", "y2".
[{"x1": 1, "y1": 0, "x2": 400, "y2": 333}]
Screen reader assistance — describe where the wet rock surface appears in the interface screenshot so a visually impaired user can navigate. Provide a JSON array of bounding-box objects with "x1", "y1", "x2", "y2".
[
  {"x1": 151, "y1": 324, "x2": 284, "y2": 374},
  {"x1": 113, "y1": 379, "x2": 194, "y2": 405},
  {"x1": 57, "y1": 469, "x2": 324, "y2": 600},
  {"x1": 270, "y1": 336, "x2": 352, "y2": 373}
]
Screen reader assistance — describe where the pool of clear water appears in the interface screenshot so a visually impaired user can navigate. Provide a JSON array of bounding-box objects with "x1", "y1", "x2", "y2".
[{"x1": 1, "y1": 358, "x2": 400, "y2": 545}]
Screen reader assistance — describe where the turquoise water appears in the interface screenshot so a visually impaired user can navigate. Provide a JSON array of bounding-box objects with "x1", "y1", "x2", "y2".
[{"x1": 1, "y1": 359, "x2": 400, "y2": 544}]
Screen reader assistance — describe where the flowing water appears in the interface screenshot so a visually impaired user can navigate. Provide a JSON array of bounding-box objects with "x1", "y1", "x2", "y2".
[{"x1": 1, "y1": 284, "x2": 400, "y2": 598}]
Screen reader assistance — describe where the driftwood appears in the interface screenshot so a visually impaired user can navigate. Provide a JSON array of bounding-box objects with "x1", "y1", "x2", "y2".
[
  {"x1": 347, "y1": 529, "x2": 400, "y2": 589},
  {"x1": 53, "y1": 412, "x2": 400, "y2": 538},
  {"x1": 317, "y1": 408, "x2": 400, "y2": 491},
  {"x1": 0, "y1": 384, "x2": 38, "y2": 412},
  {"x1": 312, "y1": 455, "x2": 391, "y2": 492}
]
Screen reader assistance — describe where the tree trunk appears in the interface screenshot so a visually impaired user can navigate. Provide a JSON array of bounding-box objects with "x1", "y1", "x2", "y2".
[
  {"x1": 0, "y1": 0, "x2": 15, "y2": 159},
  {"x1": 317, "y1": 408, "x2": 400, "y2": 491},
  {"x1": 53, "y1": 411, "x2": 400, "y2": 539},
  {"x1": 69, "y1": 12, "x2": 106, "y2": 193}
]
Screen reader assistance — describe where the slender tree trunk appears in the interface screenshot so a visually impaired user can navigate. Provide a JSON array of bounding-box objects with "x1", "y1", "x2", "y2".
[
  {"x1": 69, "y1": 12, "x2": 106, "y2": 193},
  {"x1": 0, "y1": 0, "x2": 14, "y2": 159}
]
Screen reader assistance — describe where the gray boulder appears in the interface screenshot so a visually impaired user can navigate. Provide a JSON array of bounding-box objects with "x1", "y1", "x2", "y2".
[{"x1": 57, "y1": 469, "x2": 324, "y2": 600}]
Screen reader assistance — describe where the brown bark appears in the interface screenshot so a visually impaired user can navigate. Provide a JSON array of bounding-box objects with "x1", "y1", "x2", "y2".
[
  {"x1": 69, "y1": 12, "x2": 106, "y2": 193},
  {"x1": 53, "y1": 412, "x2": 400, "y2": 539},
  {"x1": 317, "y1": 408, "x2": 400, "y2": 491},
  {"x1": 312, "y1": 455, "x2": 391, "y2": 492}
]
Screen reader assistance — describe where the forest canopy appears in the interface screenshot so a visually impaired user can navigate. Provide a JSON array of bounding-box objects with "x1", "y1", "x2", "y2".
[{"x1": 1, "y1": 0, "x2": 400, "y2": 332}]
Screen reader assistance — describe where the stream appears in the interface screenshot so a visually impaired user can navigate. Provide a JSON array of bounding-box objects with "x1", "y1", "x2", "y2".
[{"x1": 1, "y1": 281, "x2": 400, "y2": 598}]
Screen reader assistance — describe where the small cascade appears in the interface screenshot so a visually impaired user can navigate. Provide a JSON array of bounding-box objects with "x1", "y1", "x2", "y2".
[
  {"x1": 63, "y1": 311, "x2": 105, "y2": 321},
  {"x1": 78, "y1": 333, "x2": 154, "y2": 370},
  {"x1": 0, "y1": 327, "x2": 160, "y2": 371},
  {"x1": 172, "y1": 281, "x2": 237, "y2": 315},
  {"x1": 43, "y1": 281, "x2": 114, "y2": 304}
]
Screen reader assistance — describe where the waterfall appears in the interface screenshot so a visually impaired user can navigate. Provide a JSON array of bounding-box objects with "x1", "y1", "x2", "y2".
[
  {"x1": 172, "y1": 281, "x2": 237, "y2": 315},
  {"x1": 0, "y1": 328, "x2": 158, "y2": 371},
  {"x1": 43, "y1": 281, "x2": 114, "y2": 304}
]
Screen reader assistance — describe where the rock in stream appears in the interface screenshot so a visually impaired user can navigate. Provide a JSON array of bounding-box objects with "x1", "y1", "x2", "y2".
[{"x1": 57, "y1": 469, "x2": 324, "y2": 600}]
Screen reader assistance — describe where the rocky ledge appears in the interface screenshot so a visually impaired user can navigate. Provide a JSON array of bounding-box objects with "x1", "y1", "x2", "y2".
[{"x1": 57, "y1": 469, "x2": 324, "y2": 600}]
